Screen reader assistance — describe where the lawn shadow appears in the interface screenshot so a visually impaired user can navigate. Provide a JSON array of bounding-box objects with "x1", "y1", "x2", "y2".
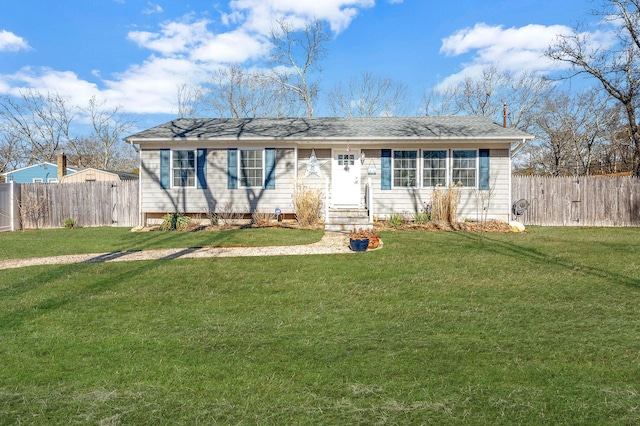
[
  {"x1": 0, "y1": 260, "x2": 165, "y2": 331},
  {"x1": 452, "y1": 232, "x2": 640, "y2": 289}
]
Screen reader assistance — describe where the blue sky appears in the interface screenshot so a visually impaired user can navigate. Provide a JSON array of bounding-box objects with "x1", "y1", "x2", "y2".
[{"x1": 0, "y1": 0, "x2": 607, "y2": 128}]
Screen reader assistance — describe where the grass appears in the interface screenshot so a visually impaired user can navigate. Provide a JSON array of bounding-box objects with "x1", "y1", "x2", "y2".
[
  {"x1": 0, "y1": 227, "x2": 323, "y2": 260},
  {"x1": 1, "y1": 227, "x2": 640, "y2": 424}
]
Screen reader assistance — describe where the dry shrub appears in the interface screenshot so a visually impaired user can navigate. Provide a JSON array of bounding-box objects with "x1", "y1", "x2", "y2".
[
  {"x1": 252, "y1": 210, "x2": 276, "y2": 227},
  {"x1": 430, "y1": 184, "x2": 461, "y2": 223},
  {"x1": 293, "y1": 183, "x2": 323, "y2": 227}
]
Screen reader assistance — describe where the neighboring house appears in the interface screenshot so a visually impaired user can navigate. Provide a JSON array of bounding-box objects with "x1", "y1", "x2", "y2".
[
  {"x1": 59, "y1": 168, "x2": 139, "y2": 183},
  {"x1": 125, "y1": 116, "x2": 534, "y2": 227},
  {"x1": 2, "y1": 162, "x2": 78, "y2": 183}
]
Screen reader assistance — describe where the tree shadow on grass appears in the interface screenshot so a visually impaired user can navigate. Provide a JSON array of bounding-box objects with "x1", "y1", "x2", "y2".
[
  {"x1": 0, "y1": 261, "x2": 165, "y2": 332},
  {"x1": 452, "y1": 232, "x2": 640, "y2": 289}
]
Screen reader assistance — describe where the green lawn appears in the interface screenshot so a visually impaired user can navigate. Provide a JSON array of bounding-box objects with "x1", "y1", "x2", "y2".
[
  {"x1": 0, "y1": 227, "x2": 323, "y2": 259},
  {"x1": 1, "y1": 227, "x2": 639, "y2": 424}
]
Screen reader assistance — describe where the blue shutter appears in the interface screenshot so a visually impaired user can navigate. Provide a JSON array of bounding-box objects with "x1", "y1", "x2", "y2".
[
  {"x1": 381, "y1": 149, "x2": 391, "y2": 190},
  {"x1": 197, "y1": 148, "x2": 207, "y2": 189},
  {"x1": 264, "y1": 148, "x2": 276, "y2": 189},
  {"x1": 227, "y1": 148, "x2": 238, "y2": 189},
  {"x1": 479, "y1": 149, "x2": 490, "y2": 190},
  {"x1": 160, "y1": 149, "x2": 170, "y2": 189}
]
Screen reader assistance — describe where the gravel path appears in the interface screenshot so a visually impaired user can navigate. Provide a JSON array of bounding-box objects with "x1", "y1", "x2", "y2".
[{"x1": 0, "y1": 232, "x2": 373, "y2": 270}]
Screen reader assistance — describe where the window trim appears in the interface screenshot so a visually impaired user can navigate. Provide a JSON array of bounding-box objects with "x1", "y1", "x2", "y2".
[
  {"x1": 451, "y1": 149, "x2": 478, "y2": 188},
  {"x1": 171, "y1": 149, "x2": 197, "y2": 188},
  {"x1": 392, "y1": 149, "x2": 418, "y2": 188},
  {"x1": 239, "y1": 149, "x2": 265, "y2": 188},
  {"x1": 32, "y1": 178, "x2": 44, "y2": 183},
  {"x1": 422, "y1": 149, "x2": 448, "y2": 188}
]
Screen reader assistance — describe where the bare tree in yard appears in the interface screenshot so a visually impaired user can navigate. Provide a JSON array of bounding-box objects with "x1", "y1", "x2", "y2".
[
  {"x1": 205, "y1": 65, "x2": 301, "y2": 118},
  {"x1": 328, "y1": 72, "x2": 410, "y2": 117},
  {"x1": 546, "y1": 0, "x2": 640, "y2": 176},
  {"x1": 0, "y1": 131, "x2": 21, "y2": 175},
  {"x1": 0, "y1": 90, "x2": 75, "y2": 164},
  {"x1": 66, "y1": 96, "x2": 137, "y2": 171},
  {"x1": 176, "y1": 83, "x2": 204, "y2": 118},
  {"x1": 423, "y1": 65, "x2": 552, "y2": 128},
  {"x1": 526, "y1": 89, "x2": 616, "y2": 176},
  {"x1": 268, "y1": 18, "x2": 329, "y2": 118}
]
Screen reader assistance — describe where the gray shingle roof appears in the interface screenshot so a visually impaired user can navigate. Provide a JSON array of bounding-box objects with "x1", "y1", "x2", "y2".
[{"x1": 125, "y1": 116, "x2": 534, "y2": 142}]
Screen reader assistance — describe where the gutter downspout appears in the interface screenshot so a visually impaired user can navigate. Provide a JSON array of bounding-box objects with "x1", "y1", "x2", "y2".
[{"x1": 128, "y1": 139, "x2": 143, "y2": 227}]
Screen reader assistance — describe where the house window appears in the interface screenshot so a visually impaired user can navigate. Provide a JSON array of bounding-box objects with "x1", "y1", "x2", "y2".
[
  {"x1": 452, "y1": 150, "x2": 477, "y2": 187},
  {"x1": 32, "y1": 178, "x2": 43, "y2": 183},
  {"x1": 240, "y1": 150, "x2": 263, "y2": 187},
  {"x1": 393, "y1": 150, "x2": 417, "y2": 187},
  {"x1": 172, "y1": 150, "x2": 196, "y2": 187},
  {"x1": 47, "y1": 178, "x2": 58, "y2": 183},
  {"x1": 423, "y1": 150, "x2": 447, "y2": 187},
  {"x1": 338, "y1": 154, "x2": 355, "y2": 166}
]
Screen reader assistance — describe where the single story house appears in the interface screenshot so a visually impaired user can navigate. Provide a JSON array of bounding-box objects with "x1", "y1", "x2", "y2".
[
  {"x1": 59, "y1": 168, "x2": 139, "y2": 183},
  {"x1": 125, "y1": 116, "x2": 534, "y2": 228},
  {"x1": 2, "y1": 162, "x2": 78, "y2": 183}
]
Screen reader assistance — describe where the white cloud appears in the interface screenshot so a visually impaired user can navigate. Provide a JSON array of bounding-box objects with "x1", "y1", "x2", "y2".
[
  {"x1": 0, "y1": 0, "x2": 376, "y2": 116},
  {"x1": 227, "y1": 0, "x2": 375, "y2": 33},
  {"x1": 437, "y1": 23, "x2": 614, "y2": 88},
  {"x1": 0, "y1": 30, "x2": 30, "y2": 52},
  {"x1": 143, "y1": 2, "x2": 164, "y2": 14}
]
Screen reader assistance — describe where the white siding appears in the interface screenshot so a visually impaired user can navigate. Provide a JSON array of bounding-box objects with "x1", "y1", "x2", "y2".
[{"x1": 140, "y1": 147, "x2": 296, "y2": 215}]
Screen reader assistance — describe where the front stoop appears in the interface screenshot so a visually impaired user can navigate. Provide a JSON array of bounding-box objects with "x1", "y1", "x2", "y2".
[{"x1": 324, "y1": 208, "x2": 373, "y2": 232}]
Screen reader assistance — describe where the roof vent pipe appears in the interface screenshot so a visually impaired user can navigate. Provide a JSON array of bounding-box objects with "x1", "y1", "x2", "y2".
[{"x1": 503, "y1": 103, "x2": 507, "y2": 128}]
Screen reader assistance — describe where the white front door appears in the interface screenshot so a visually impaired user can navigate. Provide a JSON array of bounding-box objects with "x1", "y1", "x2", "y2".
[{"x1": 332, "y1": 149, "x2": 361, "y2": 207}]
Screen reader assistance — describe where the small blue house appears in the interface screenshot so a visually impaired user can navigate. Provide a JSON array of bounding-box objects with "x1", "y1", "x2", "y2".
[{"x1": 2, "y1": 162, "x2": 78, "y2": 183}]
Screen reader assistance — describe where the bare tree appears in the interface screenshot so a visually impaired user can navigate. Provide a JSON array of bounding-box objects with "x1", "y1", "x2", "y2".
[
  {"x1": 65, "y1": 96, "x2": 136, "y2": 171},
  {"x1": 176, "y1": 83, "x2": 204, "y2": 118},
  {"x1": 328, "y1": 72, "x2": 410, "y2": 116},
  {"x1": 0, "y1": 131, "x2": 20, "y2": 175},
  {"x1": 525, "y1": 89, "x2": 617, "y2": 176},
  {"x1": 423, "y1": 66, "x2": 552, "y2": 128},
  {"x1": 0, "y1": 90, "x2": 75, "y2": 164},
  {"x1": 546, "y1": 0, "x2": 640, "y2": 176},
  {"x1": 268, "y1": 18, "x2": 329, "y2": 118},
  {"x1": 205, "y1": 65, "x2": 301, "y2": 118}
]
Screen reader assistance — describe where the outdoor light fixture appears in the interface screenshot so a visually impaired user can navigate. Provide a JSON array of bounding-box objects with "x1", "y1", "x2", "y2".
[{"x1": 360, "y1": 151, "x2": 366, "y2": 164}]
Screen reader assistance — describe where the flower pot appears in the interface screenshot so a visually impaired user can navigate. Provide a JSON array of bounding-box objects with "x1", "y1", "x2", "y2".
[
  {"x1": 367, "y1": 236, "x2": 380, "y2": 249},
  {"x1": 349, "y1": 238, "x2": 369, "y2": 252}
]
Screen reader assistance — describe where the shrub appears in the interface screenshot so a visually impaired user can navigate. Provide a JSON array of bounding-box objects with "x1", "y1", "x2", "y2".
[
  {"x1": 293, "y1": 183, "x2": 323, "y2": 227},
  {"x1": 63, "y1": 217, "x2": 77, "y2": 229},
  {"x1": 252, "y1": 210, "x2": 276, "y2": 227},
  {"x1": 430, "y1": 184, "x2": 461, "y2": 223},
  {"x1": 160, "y1": 213, "x2": 190, "y2": 231},
  {"x1": 413, "y1": 212, "x2": 430, "y2": 224},
  {"x1": 388, "y1": 213, "x2": 403, "y2": 228}
]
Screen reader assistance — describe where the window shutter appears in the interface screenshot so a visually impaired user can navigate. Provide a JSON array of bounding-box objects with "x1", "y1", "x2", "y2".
[
  {"x1": 479, "y1": 149, "x2": 490, "y2": 190},
  {"x1": 160, "y1": 149, "x2": 170, "y2": 189},
  {"x1": 381, "y1": 149, "x2": 391, "y2": 190},
  {"x1": 197, "y1": 148, "x2": 207, "y2": 189},
  {"x1": 227, "y1": 148, "x2": 238, "y2": 189},
  {"x1": 264, "y1": 148, "x2": 276, "y2": 189}
]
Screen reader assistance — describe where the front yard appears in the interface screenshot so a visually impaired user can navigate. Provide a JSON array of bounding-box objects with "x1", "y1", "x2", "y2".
[{"x1": 1, "y1": 227, "x2": 639, "y2": 424}]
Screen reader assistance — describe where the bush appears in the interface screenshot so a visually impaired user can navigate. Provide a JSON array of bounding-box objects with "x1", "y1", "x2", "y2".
[
  {"x1": 293, "y1": 183, "x2": 323, "y2": 227},
  {"x1": 63, "y1": 218, "x2": 77, "y2": 229},
  {"x1": 252, "y1": 210, "x2": 276, "y2": 227},
  {"x1": 160, "y1": 213, "x2": 190, "y2": 231},
  {"x1": 430, "y1": 184, "x2": 461, "y2": 223},
  {"x1": 388, "y1": 213, "x2": 403, "y2": 228},
  {"x1": 413, "y1": 212, "x2": 430, "y2": 224}
]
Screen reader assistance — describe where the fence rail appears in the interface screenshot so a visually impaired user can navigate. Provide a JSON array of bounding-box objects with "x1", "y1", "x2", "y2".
[
  {"x1": 1, "y1": 180, "x2": 139, "y2": 230},
  {"x1": 512, "y1": 176, "x2": 640, "y2": 226}
]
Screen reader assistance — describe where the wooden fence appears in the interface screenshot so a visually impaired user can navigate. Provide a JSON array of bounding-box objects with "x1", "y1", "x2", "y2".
[
  {"x1": 15, "y1": 180, "x2": 139, "y2": 229},
  {"x1": 512, "y1": 176, "x2": 640, "y2": 226}
]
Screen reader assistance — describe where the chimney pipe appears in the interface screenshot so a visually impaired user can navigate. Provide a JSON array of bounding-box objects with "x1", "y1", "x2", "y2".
[
  {"x1": 57, "y1": 152, "x2": 67, "y2": 182},
  {"x1": 503, "y1": 103, "x2": 507, "y2": 128}
]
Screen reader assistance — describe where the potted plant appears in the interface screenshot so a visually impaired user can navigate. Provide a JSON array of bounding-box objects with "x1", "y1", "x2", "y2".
[
  {"x1": 349, "y1": 228, "x2": 370, "y2": 252},
  {"x1": 366, "y1": 228, "x2": 380, "y2": 249}
]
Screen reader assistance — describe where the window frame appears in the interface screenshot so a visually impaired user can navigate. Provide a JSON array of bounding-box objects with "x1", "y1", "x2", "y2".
[
  {"x1": 32, "y1": 178, "x2": 44, "y2": 183},
  {"x1": 451, "y1": 149, "x2": 478, "y2": 188},
  {"x1": 422, "y1": 150, "x2": 448, "y2": 187},
  {"x1": 171, "y1": 149, "x2": 197, "y2": 188},
  {"x1": 239, "y1": 149, "x2": 265, "y2": 188},
  {"x1": 392, "y1": 149, "x2": 418, "y2": 188}
]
